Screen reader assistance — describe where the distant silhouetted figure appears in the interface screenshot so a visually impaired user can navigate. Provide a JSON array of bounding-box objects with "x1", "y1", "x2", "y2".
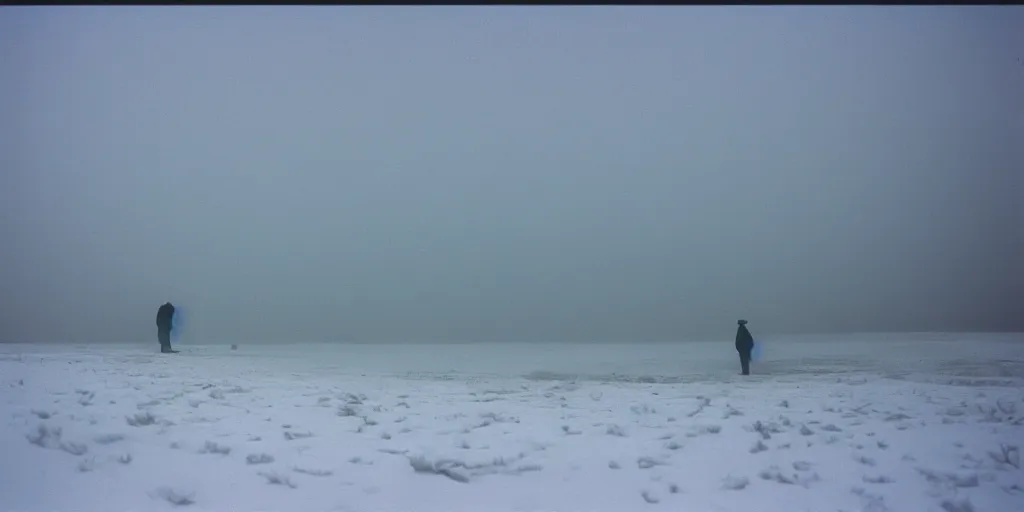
[
  {"x1": 156, "y1": 302, "x2": 177, "y2": 353},
  {"x1": 735, "y1": 319, "x2": 754, "y2": 375}
]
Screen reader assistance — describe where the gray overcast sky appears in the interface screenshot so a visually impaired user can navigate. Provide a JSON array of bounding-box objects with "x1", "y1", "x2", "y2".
[{"x1": 0, "y1": 6, "x2": 1021, "y2": 344}]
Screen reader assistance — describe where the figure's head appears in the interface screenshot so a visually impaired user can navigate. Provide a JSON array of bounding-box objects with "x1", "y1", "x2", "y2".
[{"x1": 738, "y1": 319, "x2": 748, "y2": 326}]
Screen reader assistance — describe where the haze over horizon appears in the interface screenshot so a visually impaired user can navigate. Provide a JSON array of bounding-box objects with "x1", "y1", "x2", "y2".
[{"x1": 1, "y1": 6, "x2": 1021, "y2": 344}]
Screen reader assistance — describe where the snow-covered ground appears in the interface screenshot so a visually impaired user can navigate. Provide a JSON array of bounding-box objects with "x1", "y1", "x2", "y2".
[{"x1": 1, "y1": 334, "x2": 1022, "y2": 512}]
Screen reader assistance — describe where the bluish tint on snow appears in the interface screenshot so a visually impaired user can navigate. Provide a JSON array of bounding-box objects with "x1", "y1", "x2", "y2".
[
  {"x1": 171, "y1": 307, "x2": 185, "y2": 341},
  {"x1": 1, "y1": 334, "x2": 1021, "y2": 512}
]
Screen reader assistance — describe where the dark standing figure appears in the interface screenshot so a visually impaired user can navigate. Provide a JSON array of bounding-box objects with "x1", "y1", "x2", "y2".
[
  {"x1": 156, "y1": 302, "x2": 176, "y2": 353},
  {"x1": 735, "y1": 319, "x2": 754, "y2": 375}
]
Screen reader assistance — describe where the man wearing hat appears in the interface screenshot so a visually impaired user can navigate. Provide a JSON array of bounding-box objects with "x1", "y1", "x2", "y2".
[{"x1": 735, "y1": 319, "x2": 754, "y2": 375}]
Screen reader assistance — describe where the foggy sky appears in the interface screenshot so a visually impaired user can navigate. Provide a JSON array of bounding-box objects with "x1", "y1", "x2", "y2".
[{"x1": 1, "y1": 6, "x2": 1021, "y2": 344}]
